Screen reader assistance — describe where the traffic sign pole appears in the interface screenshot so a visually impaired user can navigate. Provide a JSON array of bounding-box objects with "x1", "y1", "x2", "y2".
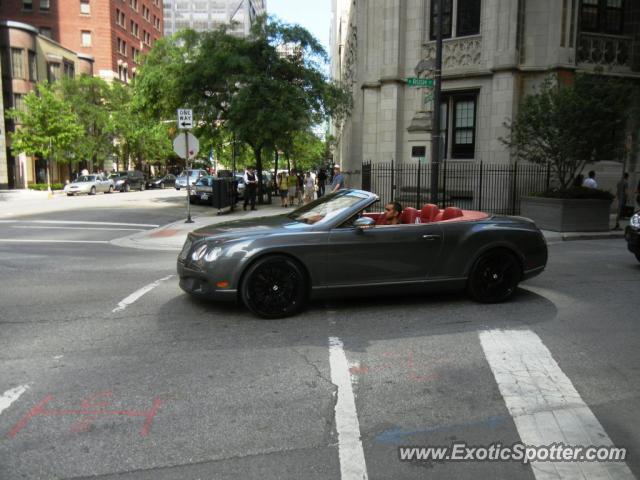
[{"x1": 185, "y1": 131, "x2": 193, "y2": 223}]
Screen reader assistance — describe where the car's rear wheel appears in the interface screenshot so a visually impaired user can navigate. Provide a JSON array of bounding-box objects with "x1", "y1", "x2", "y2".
[
  {"x1": 467, "y1": 249, "x2": 521, "y2": 303},
  {"x1": 90, "y1": 186, "x2": 96, "y2": 195},
  {"x1": 241, "y1": 255, "x2": 307, "y2": 319}
]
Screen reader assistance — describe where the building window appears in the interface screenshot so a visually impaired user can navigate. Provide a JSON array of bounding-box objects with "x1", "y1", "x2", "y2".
[
  {"x1": 441, "y1": 92, "x2": 477, "y2": 159},
  {"x1": 580, "y1": 0, "x2": 624, "y2": 34},
  {"x1": 142, "y1": 5, "x2": 150, "y2": 20},
  {"x1": 116, "y1": 9, "x2": 125, "y2": 26},
  {"x1": 80, "y1": 0, "x2": 90, "y2": 15},
  {"x1": 63, "y1": 60, "x2": 75, "y2": 78},
  {"x1": 28, "y1": 50, "x2": 37, "y2": 81},
  {"x1": 456, "y1": 0, "x2": 481, "y2": 36},
  {"x1": 130, "y1": 0, "x2": 138, "y2": 10},
  {"x1": 10, "y1": 48, "x2": 24, "y2": 79},
  {"x1": 130, "y1": 20, "x2": 139, "y2": 37},
  {"x1": 47, "y1": 62, "x2": 61, "y2": 83},
  {"x1": 13, "y1": 94, "x2": 26, "y2": 113},
  {"x1": 118, "y1": 64, "x2": 128, "y2": 82},
  {"x1": 40, "y1": 0, "x2": 50, "y2": 11},
  {"x1": 22, "y1": 0, "x2": 33, "y2": 10},
  {"x1": 143, "y1": 30, "x2": 151, "y2": 45},
  {"x1": 81, "y1": 30, "x2": 92, "y2": 47},
  {"x1": 430, "y1": 0, "x2": 481, "y2": 40},
  {"x1": 39, "y1": 26, "x2": 52, "y2": 38},
  {"x1": 117, "y1": 38, "x2": 127, "y2": 55}
]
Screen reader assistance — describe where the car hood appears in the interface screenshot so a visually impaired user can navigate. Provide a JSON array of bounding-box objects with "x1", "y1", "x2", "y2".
[{"x1": 190, "y1": 214, "x2": 308, "y2": 242}]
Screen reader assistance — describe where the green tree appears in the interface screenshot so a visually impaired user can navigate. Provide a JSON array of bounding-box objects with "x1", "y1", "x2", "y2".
[
  {"x1": 284, "y1": 130, "x2": 325, "y2": 172},
  {"x1": 502, "y1": 74, "x2": 634, "y2": 189},
  {"x1": 8, "y1": 83, "x2": 83, "y2": 185},
  {"x1": 58, "y1": 75, "x2": 115, "y2": 166}
]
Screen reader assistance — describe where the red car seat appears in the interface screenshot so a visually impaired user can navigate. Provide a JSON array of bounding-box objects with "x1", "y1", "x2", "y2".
[
  {"x1": 441, "y1": 206, "x2": 463, "y2": 220},
  {"x1": 400, "y1": 207, "x2": 420, "y2": 224},
  {"x1": 420, "y1": 204, "x2": 440, "y2": 223}
]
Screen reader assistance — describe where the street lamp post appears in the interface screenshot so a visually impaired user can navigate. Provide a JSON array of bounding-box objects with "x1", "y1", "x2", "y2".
[{"x1": 430, "y1": 0, "x2": 444, "y2": 205}]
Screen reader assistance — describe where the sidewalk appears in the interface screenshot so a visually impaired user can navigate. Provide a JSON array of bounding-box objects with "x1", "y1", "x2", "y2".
[
  {"x1": 110, "y1": 203, "x2": 288, "y2": 251},
  {"x1": 111, "y1": 205, "x2": 629, "y2": 251}
]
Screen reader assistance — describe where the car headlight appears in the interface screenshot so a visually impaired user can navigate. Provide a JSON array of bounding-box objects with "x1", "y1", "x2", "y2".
[
  {"x1": 631, "y1": 213, "x2": 640, "y2": 229},
  {"x1": 191, "y1": 244, "x2": 208, "y2": 261},
  {"x1": 204, "y1": 246, "x2": 222, "y2": 262}
]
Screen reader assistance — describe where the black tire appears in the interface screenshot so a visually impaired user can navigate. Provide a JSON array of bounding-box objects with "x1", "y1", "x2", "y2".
[
  {"x1": 107, "y1": 185, "x2": 113, "y2": 194},
  {"x1": 467, "y1": 249, "x2": 521, "y2": 303},
  {"x1": 67, "y1": 193, "x2": 73, "y2": 197},
  {"x1": 176, "y1": 186, "x2": 180, "y2": 190},
  {"x1": 90, "y1": 186, "x2": 96, "y2": 195},
  {"x1": 635, "y1": 253, "x2": 640, "y2": 263},
  {"x1": 241, "y1": 255, "x2": 307, "y2": 319}
]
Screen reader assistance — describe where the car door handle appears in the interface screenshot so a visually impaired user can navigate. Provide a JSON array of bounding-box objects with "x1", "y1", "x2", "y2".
[{"x1": 422, "y1": 234, "x2": 441, "y2": 241}]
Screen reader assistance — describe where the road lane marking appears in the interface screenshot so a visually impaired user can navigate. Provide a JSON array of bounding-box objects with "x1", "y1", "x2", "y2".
[
  {"x1": 112, "y1": 275, "x2": 175, "y2": 313},
  {"x1": 0, "y1": 385, "x2": 29, "y2": 416},
  {"x1": 480, "y1": 329, "x2": 634, "y2": 480},
  {"x1": 329, "y1": 336, "x2": 369, "y2": 480},
  {"x1": 11, "y1": 226, "x2": 146, "y2": 232},
  {"x1": 0, "y1": 220, "x2": 159, "y2": 228},
  {"x1": 0, "y1": 239, "x2": 110, "y2": 244}
]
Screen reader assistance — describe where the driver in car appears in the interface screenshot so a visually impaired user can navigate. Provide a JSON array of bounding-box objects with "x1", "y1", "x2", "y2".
[{"x1": 379, "y1": 201, "x2": 403, "y2": 225}]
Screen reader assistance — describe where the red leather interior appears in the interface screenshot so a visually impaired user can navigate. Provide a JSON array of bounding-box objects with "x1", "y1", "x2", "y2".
[
  {"x1": 441, "y1": 206, "x2": 463, "y2": 220},
  {"x1": 400, "y1": 207, "x2": 419, "y2": 224},
  {"x1": 420, "y1": 204, "x2": 439, "y2": 223}
]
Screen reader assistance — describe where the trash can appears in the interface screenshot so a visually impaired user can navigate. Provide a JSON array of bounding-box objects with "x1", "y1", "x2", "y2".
[{"x1": 211, "y1": 178, "x2": 238, "y2": 214}]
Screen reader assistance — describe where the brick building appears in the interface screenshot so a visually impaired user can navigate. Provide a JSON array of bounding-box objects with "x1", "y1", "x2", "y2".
[{"x1": 0, "y1": 0, "x2": 164, "y2": 82}]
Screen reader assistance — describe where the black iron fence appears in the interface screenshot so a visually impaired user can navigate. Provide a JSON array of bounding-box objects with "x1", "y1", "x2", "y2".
[{"x1": 362, "y1": 160, "x2": 551, "y2": 215}]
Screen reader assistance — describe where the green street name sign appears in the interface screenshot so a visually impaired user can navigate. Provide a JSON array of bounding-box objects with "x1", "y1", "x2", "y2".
[{"x1": 407, "y1": 77, "x2": 434, "y2": 87}]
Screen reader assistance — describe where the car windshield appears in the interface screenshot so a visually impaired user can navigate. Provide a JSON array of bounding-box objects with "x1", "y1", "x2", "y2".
[
  {"x1": 77, "y1": 175, "x2": 96, "y2": 182},
  {"x1": 288, "y1": 190, "x2": 370, "y2": 225}
]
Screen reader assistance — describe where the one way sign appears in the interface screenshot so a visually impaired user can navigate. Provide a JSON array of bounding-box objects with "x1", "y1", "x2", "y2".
[{"x1": 177, "y1": 108, "x2": 193, "y2": 129}]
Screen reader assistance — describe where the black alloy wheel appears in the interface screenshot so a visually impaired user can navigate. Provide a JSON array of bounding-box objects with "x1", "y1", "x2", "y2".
[
  {"x1": 241, "y1": 255, "x2": 307, "y2": 319},
  {"x1": 467, "y1": 250, "x2": 521, "y2": 303}
]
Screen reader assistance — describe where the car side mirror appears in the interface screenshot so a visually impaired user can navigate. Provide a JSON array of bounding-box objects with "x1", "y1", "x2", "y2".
[{"x1": 353, "y1": 216, "x2": 375, "y2": 230}]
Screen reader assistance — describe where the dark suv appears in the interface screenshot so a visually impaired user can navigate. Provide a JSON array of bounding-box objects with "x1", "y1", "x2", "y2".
[{"x1": 112, "y1": 171, "x2": 146, "y2": 192}]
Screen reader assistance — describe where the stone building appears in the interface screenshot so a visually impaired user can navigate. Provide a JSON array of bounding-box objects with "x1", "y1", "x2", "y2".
[
  {"x1": 331, "y1": 0, "x2": 640, "y2": 192},
  {"x1": 0, "y1": 20, "x2": 93, "y2": 188},
  {"x1": 163, "y1": 0, "x2": 266, "y2": 36}
]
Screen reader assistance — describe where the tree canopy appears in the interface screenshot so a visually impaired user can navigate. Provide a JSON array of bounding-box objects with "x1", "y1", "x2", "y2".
[{"x1": 502, "y1": 74, "x2": 636, "y2": 189}]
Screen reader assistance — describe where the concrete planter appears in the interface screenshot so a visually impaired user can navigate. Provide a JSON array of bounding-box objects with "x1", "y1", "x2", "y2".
[{"x1": 520, "y1": 196, "x2": 611, "y2": 232}]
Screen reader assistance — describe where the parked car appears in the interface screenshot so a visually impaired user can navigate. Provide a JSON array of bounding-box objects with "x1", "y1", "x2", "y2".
[
  {"x1": 178, "y1": 189, "x2": 548, "y2": 318},
  {"x1": 625, "y1": 210, "x2": 640, "y2": 263},
  {"x1": 147, "y1": 174, "x2": 176, "y2": 189},
  {"x1": 175, "y1": 169, "x2": 208, "y2": 190},
  {"x1": 64, "y1": 174, "x2": 113, "y2": 196},
  {"x1": 112, "y1": 171, "x2": 146, "y2": 192},
  {"x1": 234, "y1": 174, "x2": 246, "y2": 200},
  {"x1": 192, "y1": 176, "x2": 214, "y2": 204}
]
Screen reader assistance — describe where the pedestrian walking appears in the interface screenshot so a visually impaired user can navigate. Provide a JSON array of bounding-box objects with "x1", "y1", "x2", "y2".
[
  {"x1": 296, "y1": 171, "x2": 304, "y2": 206},
  {"x1": 317, "y1": 169, "x2": 327, "y2": 197},
  {"x1": 582, "y1": 170, "x2": 598, "y2": 189},
  {"x1": 331, "y1": 165, "x2": 345, "y2": 193},
  {"x1": 243, "y1": 166, "x2": 258, "y2": 211},
  {"x1": 287, "y1": 170, "x2": 298, "y2": 207},
  {"x1": 278, "y1": 172, "x2": 288, "y2": 207},
  {"x1": 304, "y1": 172, "x2": 315, "y2": 204},
  {"x1": 614, "y1": 172, "x2": 629, "y2": 230}
]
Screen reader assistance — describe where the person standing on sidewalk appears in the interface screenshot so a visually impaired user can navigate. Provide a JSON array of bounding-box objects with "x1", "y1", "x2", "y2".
[
  {"x1": 287, "y1": 170, "x2": 298, "y2": 207},
  {"x1": 278, "y1": 172, "x2": 288, "y2": 207},
  {"x1": 614, "y1": 172, "x2": 629, "y2": 230},
  {"x1": 316, "y1": 169, "x2": 327, "y2": 197},
  {"x1": 243, "y1": 166, "x2": 257, "y2": 211},
  {"x1": 331, "y1": 165, "x2": 345, "y2": 193}
]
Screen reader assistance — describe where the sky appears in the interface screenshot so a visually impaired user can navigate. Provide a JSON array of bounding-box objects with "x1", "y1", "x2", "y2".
[{"x1": 266, "y1": 0, "x2": 332, "y2": 55}]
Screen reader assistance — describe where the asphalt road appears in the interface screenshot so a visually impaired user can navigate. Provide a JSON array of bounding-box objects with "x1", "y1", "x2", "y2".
[{"x1": 0, "y1": 191, "x2": 638, "y2": 480}]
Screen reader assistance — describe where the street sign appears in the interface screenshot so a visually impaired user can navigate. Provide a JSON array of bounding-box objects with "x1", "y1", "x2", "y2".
[
  {"x1": 173, "y1": 132, "x2": 199, "y2": 159},
  {"x1": 407, "y1": 77, "x2": 434, "y2": 87},
  {"x1": 177, "y1": 108, "x2": 193, "y2": 129}
]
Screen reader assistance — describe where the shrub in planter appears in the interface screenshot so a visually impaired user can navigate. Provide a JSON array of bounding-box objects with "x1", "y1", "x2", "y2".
[
  {"x1": 28, "y1": 183, "x2": 65, "y2": 191},
  {"x1": 534, "y1": 186, "x2": 614, "y2": 201}
]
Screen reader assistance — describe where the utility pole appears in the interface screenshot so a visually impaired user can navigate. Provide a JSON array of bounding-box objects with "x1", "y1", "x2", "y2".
[{"x1": 430, "y1": 0, "x2": 444, "y2": 205}]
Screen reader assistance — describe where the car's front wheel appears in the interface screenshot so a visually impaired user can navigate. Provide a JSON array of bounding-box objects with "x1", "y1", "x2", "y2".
[
  {"x1": 107, "y1": 185, "x2": 113, "y2": 193},
  {"x1": 241, "y1": 255, "x2": 307, "y2": 319},
  {"x1": 467, "y1": 249, "x2": 521, "y2": 303},
  {"x1": 89, "y1": 186, "x2": 96, "y2": 195}
]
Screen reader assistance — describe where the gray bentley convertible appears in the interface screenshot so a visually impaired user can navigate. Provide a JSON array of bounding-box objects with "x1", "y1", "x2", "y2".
[{"x1": 177, "y1": 189, "x2": 547, "y2": 318}]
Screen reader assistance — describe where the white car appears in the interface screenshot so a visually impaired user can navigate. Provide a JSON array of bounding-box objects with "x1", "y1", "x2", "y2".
[
  {"x1": 64, "y1": 175, "x2": 114, "y2": 196},
  {"x1": 175, "y1": 169, "x2": 208, "y2": 190}
]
